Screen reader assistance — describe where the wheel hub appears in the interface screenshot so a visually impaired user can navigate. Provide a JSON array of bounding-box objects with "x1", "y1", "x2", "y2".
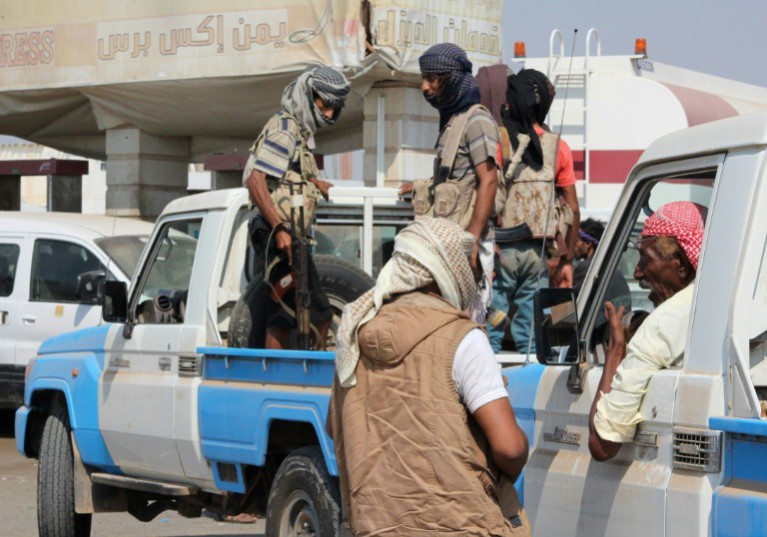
[{"x1": 281, "y1": 490, "x2": 319, "y2": 537}]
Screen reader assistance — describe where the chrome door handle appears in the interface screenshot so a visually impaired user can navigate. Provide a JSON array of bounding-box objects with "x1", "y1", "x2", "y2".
[{"x1": 22, "y1": 315, "x2": 36, "y2": 325}]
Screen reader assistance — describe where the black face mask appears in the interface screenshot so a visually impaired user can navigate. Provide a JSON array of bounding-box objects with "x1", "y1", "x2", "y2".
[{"x1": 423, "y1": 90, "x2": 440, "y2": 109}]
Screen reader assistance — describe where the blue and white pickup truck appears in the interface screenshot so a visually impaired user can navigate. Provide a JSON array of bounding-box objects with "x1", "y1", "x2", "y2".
[{"x1": 16, "y1": 111, "x2": 767, "y2": 537}]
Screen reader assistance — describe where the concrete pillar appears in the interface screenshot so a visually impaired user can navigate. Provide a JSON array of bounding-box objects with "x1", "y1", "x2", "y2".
[
  {"x1": 105, "y1": 128, "x2": 189, "y2": 219},
  {"x1": 363, "y1": 81, "x2": 439, "y2": 188},
  {"x1": 0, "y1": 176, "x2": 21, "y2": 211},
  {"x1": 47, "y1": 175, "x2": 82, "y2": 212}
]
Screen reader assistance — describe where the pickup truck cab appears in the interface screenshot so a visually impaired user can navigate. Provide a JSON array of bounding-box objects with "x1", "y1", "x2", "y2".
[
  {"x1": 510, "y1": 110, "x2": 767, "y2": 537},
  {"x1": 16, "y1": 111, "x2": 767, "y2": 536},
  {"x1": 0, "y1": 213, "x2": 153, "y2": 409}
]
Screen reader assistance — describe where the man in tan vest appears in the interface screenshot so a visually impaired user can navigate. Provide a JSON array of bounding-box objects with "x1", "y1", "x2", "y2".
[{"x1": 330, "y1": 217, "x2": 530, "y2": 536}]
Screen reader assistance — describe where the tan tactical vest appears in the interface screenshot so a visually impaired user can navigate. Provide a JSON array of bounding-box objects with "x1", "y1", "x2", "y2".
[
  {"x1": 500, "y1": 130, "x2": 560, "y2": 238},
  {"x1": 328, "y1": 292, "x2": 527, "y2": 536},
  {"x1": 412, "y1": 105, "x2": 503, "y2": 230},
  {"x1": 244, "y1": 112, "x2": 322, "y2": 234}
]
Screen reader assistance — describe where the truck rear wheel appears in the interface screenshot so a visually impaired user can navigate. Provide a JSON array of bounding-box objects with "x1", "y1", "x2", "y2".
[
  {"x1": 265, "y1": 446, "x2": 341, "y2": 537},
  {"x1": 38, "y1": 410, "x2": 92, "y2": 537},
  {"x1": 229, "y1": 255, "x2": 373, "y2": 349}
]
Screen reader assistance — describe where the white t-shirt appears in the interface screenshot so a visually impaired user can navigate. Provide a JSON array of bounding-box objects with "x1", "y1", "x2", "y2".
[{"x1": 452, "y1": 328, "x2": 509, "y2": 413}]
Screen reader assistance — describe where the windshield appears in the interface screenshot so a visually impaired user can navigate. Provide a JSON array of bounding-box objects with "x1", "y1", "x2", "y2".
[{"x1": 94, "y1": 235, "x2": 150, "y2": 277}]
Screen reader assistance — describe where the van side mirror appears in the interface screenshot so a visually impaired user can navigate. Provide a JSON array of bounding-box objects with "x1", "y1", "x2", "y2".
[
  {"x1": 102, "y1": 281, "x2": 128, "y2": 323},
  {"x1": 77, "y1": 270, "x2": 105, "y2": 304},
  {"x1": 534, "y1": 288, "x2": 581, "y2": 365}
]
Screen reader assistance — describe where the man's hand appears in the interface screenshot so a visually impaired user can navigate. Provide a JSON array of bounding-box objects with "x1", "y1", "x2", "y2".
[
  {"x1": 550, "y1": 259, "x2": 573, "y2": 288},
  {"x1": 275, "y1": 228, "x2": 293, "y2": 265},
  {"x1": 398, "y1": 182, "x2": 414, "y2": 198},
  {"x1": 470, "y1": 240, "x2": 480, "y2": 279},
  {"x1": 311, "y1": 178, "x2": 333, "y2": 200}
]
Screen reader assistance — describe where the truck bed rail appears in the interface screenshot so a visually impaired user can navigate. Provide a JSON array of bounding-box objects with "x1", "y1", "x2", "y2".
[{"x1": 199, "y1": 347, "x2": 335, "y2": 387}]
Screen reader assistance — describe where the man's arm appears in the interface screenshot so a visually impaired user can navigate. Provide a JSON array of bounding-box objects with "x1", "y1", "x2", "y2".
[
  {"x1": 245, "y1": 169, "x2": 293, "y2": 265},
  {"x1": 473, "y1": 398, "x2": 529, "y2": 482},
  {"x1": 588, "y1": 302, "x2": 626, "y2": 461},
  {"x1": 454, "y1": 330, "x2": 528, "y2": 481},
  {"x1": 468, "y1": 159, "x2": 497, "y2": 271},
  {"x1": 551, "y1": 184, "x2": 580, "y2": 288}
]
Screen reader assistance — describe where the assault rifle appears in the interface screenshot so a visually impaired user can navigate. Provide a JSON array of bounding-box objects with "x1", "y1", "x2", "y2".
[{"x1": 289, "y1": 182, "x2": 311, "y2": 350}]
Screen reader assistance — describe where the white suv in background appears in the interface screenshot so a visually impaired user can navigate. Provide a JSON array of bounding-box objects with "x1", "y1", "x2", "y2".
[{"x1": 0, "y1": 212, "x2": 154, "y2": 409}]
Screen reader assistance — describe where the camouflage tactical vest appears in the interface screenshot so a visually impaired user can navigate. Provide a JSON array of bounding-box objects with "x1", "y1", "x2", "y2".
[
  {"x1": 244, "y1": 112, "x2": 322, "y2": 234},
  {"x1": 500, "y1": 130, "x2": 559, "y2": 238},
  {"x1": 412, "y1": 104, "x2": 500, "y2": 230}
]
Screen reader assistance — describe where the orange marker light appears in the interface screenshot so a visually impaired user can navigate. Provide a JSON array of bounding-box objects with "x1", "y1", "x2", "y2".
[
  {"x1": 514, "y1": 41, "x2": 526, "y2": 58},
  {"x1": 635, "y1": 38, "x2": 647, "y2": 57},
  {"x1": 72, "y1": 368, "x2": 79, "y2": 378}
]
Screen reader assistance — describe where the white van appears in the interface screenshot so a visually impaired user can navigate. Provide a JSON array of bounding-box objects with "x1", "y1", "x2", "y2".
[{"x1": 0, "y1": 212, "x2": 153, "y2": 409}]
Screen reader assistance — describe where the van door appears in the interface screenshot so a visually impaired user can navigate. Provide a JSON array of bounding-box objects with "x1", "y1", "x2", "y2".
[
  {"x1": 0, "y1": 238, "x2": 26, "y2": 406},
  {"x1": 100, "y1": 215, "x2": 204, "y2": 481},
  {"x1": 18, "y1": 238, "x2": 109, "y2": 363},
  {"x1": 524, "y1": 156, "x2": 720, "y2": 537}
]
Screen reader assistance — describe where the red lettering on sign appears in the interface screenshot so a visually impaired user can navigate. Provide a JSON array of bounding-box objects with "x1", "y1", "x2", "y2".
[
  {"x1": 0, "y1": 35, "x2": 12, "y2": 67},
  {"x1": 27, "y1": 32, "x2": 41, "y2": 66},
  {"x1": 41, "y1": 30, "x2": 54, "y2": 64},
  {"x1": 0, "y1": 28, "x2": 55, "y2": 68}
]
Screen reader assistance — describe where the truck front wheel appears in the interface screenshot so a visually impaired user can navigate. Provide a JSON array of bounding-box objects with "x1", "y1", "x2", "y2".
[
  {"x1": 38, "y1": 410, "x2": 92, "y2": 537},
  {"x1": 265, "y1": 446, "x2": 341, "y2": 537}
]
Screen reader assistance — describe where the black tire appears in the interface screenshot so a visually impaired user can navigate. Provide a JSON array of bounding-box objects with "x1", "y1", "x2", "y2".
[
  {"x1": 229, "y1": 254, "x2": 373, "y2": 349},
  {"x1": 265, "y1": 447, "x2": 341, "y2": 537},
  {"x1": 38, "y1": 410, "x2": 92, "y2": 537}
]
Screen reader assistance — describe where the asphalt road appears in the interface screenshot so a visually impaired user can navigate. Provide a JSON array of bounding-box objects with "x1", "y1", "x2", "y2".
[{"x1": 0, "y1": 410, "x2": 265, "y2": 537}]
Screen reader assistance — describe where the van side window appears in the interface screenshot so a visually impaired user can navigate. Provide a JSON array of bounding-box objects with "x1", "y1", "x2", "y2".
[
  {"x1": 0, "y1": 244, "x2": 20, "y2": 297},
  {"x1": 31, "y1": 240, "x2": 106, "y2": 303},
  {"x1": 586, "y1": 172, "x2": 715, "y2": 358},
  {"x1": 134, "y1": 219, "x2": 201, "y2": 324}
]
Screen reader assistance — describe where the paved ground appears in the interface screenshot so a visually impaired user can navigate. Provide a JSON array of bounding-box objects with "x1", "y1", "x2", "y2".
[{"x1": 0, "y1": 410, "x2": 265, "y2": 536}]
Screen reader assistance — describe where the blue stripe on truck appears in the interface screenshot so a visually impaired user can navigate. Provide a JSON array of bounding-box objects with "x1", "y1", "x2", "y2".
[
  {"x1": 199, "y1": 346, "x2": 337, "y2": 492},
  {"x1": 710, "y1": 416, "x2": 767, "y2": 536},
  {"x1": 199, "y1": 347, "x2": 335, "y2": 387},
  {"x1": 17, "y1": 325, "x2": 118, "y2": 473},
  {"x1": 502, "y1": 362, "x2": 545, "y2": 505},
  {"x1": 198, "y1": 383, "x2": 336, "y2": 491}
]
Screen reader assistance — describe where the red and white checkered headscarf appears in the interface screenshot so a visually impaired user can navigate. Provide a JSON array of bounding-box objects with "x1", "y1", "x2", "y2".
[{"x1": 640, "y1": 201, "x2": 708, "y2": 270}]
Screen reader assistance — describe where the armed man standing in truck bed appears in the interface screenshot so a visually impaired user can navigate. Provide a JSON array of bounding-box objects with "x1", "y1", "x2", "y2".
[
  {"x1": 243, "y1": 66, "x2": 350, "y2": 351},
  {"x1": 402, "y1": 43, "x2": 500, "y2": 322},
  {"x1": 488, "y1": 69, "x2": 580, "y2": 353}
]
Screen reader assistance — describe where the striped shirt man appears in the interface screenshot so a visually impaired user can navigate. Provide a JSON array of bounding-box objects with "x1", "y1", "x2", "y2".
[{"x1": 242, "y1": 111, "x2": 305, "y2": 191}]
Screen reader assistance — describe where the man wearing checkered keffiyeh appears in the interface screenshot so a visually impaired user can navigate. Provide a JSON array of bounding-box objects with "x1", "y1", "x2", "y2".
[
  {"x1": 415, "y1": 43, "x2": 501, "y2": 323},
  {"x1": 242, "y1": 66, "x2": 350, "y2": 352},
  {"x1": 589, "y1": 201, "x2": 706, "y2": 461}
]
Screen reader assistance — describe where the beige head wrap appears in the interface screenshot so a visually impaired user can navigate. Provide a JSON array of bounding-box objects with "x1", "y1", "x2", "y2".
[{"x1": 335, "y1": 217, "x2": 478, "y2": 387}]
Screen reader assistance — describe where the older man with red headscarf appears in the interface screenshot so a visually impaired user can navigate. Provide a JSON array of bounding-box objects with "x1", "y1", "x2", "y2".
[{"x1": 588, "y1": 201, "x2": 707, "y2": 461}]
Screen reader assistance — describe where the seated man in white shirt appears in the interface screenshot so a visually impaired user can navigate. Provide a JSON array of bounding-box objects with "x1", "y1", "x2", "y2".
[{"x1": 588, "y1": 201, "x2": 707, "y2": 461}]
